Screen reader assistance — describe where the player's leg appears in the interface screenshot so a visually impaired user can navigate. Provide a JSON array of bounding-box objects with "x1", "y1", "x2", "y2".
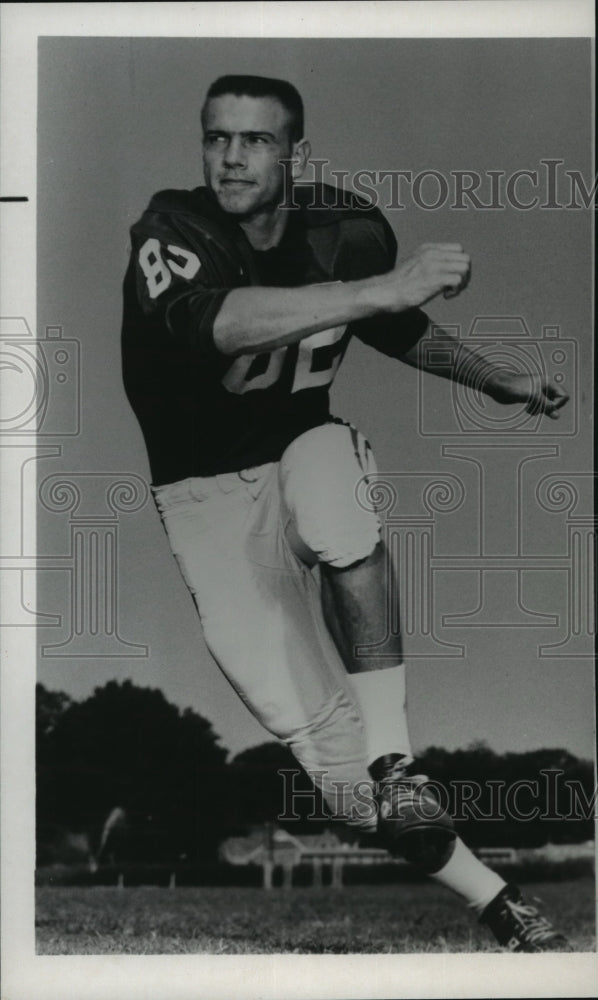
[
  {"x1": 319, "y1": 540, "x2": 401, "y2": 673},
  {"x1": 280, "y1": 422, "x2": 412, "y2": 766},
  {"x1": 280, "y1": 423, "x2": 456, "y2": 857},
  {"x1": 154, "y1": 464, "x2": 569, "y2": 951},
  {"x1": 152, "y1": 469, "x2": 377, "y2": 832},
  {"x1": 279, "y1": 423, "x2": 570, "y2": 950}
]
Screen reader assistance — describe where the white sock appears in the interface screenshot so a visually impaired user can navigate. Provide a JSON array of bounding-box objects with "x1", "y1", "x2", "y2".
[
  {"x1": 431, "y1": 836, "x2": 507, "y2": 914},
  {"x1": 348, "y1": 664, "x2": 413, "y2": 768}
]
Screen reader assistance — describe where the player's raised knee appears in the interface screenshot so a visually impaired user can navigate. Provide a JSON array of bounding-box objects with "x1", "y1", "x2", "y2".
[{"x1": 280, "y1": 422, "x2": 381, "y2": 568}]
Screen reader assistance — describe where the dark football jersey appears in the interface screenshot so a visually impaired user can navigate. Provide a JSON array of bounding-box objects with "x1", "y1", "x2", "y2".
[{"x1": 121, "y1": 184, "x2": 429, "y2": 485}]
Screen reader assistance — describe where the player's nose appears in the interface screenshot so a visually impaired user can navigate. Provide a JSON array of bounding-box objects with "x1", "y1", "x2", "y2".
[{"x1": 223, "y1": 136, "x2": 247, "y2": 168}]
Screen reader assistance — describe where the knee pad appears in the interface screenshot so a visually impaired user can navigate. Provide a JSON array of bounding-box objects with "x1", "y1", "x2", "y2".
[
  {"x1": 376, "y1": 775, "x2": 456, "y2": 873},
  {"x1": 280, "y1": 422, "x2": 381, "y2": 568},
  {"x1": 396, "y1": 826, "x2": 457, "y2": 874}
]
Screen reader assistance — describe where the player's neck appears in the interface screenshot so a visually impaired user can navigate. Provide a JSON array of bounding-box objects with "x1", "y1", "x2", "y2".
[{"x1": 239, "y1": 206, "x2": 288, "y2": 251}]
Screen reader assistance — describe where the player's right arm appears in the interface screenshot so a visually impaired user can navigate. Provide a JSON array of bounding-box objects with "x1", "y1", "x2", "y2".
[
  {"x1": 129, "y1": 201, "x2": 469, "y2": 359},
  {"x1": 214, "y1": 243, "x2": 471, "y2": 356}
]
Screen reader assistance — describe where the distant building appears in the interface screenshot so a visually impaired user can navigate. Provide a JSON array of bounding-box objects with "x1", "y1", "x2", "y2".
[
  {"x1": 516, "y1": 840, "x2": 595, "y2": 863},
  {"x1": 221, "y1": 827, "x2": 595, "y2": 888},
  {"x1": 220, "y1": 825, "x2": 403, "y2": 888}
]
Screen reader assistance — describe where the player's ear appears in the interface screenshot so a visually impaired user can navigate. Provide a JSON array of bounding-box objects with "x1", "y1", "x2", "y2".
[{"x1": 291, "y1": 139, "x2": 311, "y2": 180}]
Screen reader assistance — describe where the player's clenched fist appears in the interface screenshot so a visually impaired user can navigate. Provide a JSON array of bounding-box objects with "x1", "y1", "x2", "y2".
[{"x1": 387, "y1": 243, "x2": 471, "y2": 310}]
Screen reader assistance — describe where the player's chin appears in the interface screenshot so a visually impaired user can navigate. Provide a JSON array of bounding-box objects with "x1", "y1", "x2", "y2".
[{"x1": 215, "y1": 184, "x2": 259, "y2": 213}]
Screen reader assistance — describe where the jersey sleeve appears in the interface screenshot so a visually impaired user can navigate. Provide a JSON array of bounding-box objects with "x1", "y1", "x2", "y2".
[
  {"x1": 127, "y1": 210, "x2": 231, "y2": 362},
  {"x1": 352, "y1": 307, "x2": 430, "y2": 358},
  {"x1": 350, "y1": 210, "x2": 430, "y2": 357}
]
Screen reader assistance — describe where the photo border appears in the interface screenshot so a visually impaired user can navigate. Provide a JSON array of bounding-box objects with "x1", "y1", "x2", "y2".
[{"x1": 1, "y1": 3, "x2": 596, "y2": 998}]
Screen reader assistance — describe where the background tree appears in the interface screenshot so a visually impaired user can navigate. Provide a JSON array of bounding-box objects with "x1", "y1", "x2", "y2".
[
  {"x1": 36, "y1": 680, "x2": 230, "y2": 864},
  {"x1": 417, "y1": 741, "x2": 595, "y2": 848},
  {"x1": 36, "y1": 685, "x2": 75, "y2": 863},
  {"x1": 228, "y1": 742, "x2": 329, "y2": 833},
  {"x1": 37, "y1": 684, "x2": 594, "y2": 865}
]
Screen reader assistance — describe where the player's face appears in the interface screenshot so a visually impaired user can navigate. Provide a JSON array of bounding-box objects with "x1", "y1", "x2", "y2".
[{"x1": 202, "y1": 94, "x2": 300, "y2": 217}]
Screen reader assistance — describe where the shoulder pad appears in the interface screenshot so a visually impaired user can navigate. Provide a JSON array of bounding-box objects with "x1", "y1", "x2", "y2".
[
  {"x1": 132, "y1": 187, "x2": 245, "y2": 254},
  {"x1": 295, "y1": 183, "x2": 381, "y2": 228},
  {"x1": 145, "y1": 187, "x2": 217, "y2": 218}
]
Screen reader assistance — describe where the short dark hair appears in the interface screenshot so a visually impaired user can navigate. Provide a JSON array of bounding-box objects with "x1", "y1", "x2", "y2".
[{"x1": 202, "y1": 74, "x2": 304, "y2": 142}]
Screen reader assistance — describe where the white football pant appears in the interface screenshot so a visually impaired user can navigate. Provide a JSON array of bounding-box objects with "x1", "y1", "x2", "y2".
[{"x1": 152, "y1": 422, "x2": 412, "y2": 831}]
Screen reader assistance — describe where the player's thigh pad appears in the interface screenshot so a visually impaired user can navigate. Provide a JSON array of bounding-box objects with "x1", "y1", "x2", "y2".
[
  {"x1": 153, "y1": 471, "x2": 354, "y2": 737},
  {"x1": 279, "y1": 422, "x2": 381, "y2": 569}
]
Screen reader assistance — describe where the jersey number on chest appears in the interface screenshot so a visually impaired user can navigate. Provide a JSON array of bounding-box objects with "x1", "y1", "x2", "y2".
[
  {"x1": 222, "y1": 325, "x2": 347, "y2": 395},
  {"x1": 138, "y1": 237, "x2": 347, "y2": 394}
]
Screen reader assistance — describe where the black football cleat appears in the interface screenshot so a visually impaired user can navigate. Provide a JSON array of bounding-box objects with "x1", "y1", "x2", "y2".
[
  {"x1": 369, "y1": 753, "x2": 456, "y2": 873},
  {"x1": 481, "y1": 883, "x2": 572, "y2": 952}
]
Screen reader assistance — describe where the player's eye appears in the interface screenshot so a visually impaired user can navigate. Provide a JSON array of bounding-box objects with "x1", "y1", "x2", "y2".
[
  {"x1": 245, "y1": 135, "x2": 269, "y2": 146},
  {"x1": 204, "y1": 134, "x2": 227, "y2": 146}
]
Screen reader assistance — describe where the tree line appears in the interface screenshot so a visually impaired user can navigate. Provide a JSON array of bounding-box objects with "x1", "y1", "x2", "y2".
[{"x1": 36, "y1": 681, "x2": 594, "y2": 867}]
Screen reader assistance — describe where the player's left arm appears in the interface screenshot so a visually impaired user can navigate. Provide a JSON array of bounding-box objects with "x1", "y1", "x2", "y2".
[
  {"x1": 355, "y1": 213, "x2": 568, "y2": 418},
  {"x1": 398, "y1": 326, "x2": 570, "y2": 419}
]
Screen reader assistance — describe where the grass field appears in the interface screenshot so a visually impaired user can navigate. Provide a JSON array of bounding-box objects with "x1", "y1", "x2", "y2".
[{"x1": 36, "y1": 878, "x2": 596, "y2": 954}]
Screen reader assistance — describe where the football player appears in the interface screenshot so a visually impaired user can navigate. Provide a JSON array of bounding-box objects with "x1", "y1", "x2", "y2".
[{"x1": 122, "y1": 75, "x2": 570, "y2": 952}]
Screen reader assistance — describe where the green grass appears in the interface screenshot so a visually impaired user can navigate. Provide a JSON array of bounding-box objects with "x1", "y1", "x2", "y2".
[{"x1": 36, "y1": 878, "x2": 595, "y2": 954}]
